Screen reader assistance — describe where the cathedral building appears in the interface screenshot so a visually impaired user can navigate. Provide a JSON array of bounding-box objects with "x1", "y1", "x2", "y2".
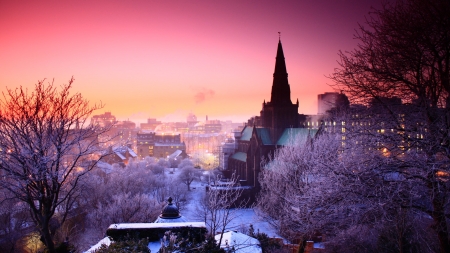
[{"x1": 226, "y1": 39, "x2": 316, "y2": 195}]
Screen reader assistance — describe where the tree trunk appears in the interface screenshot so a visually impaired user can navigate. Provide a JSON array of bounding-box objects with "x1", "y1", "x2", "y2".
[
  {"x1": 431, "y1": 181, "x2": 450, "y2": 253},
  {"x1": 41, "y1": 221, "x2": 55, "y2": 253},
  {"x1": 432, "y1": 206, "x2": 450, "y2": 253}
]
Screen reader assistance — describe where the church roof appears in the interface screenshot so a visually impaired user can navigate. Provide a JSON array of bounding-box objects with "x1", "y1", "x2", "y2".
[
  {"x1": 240, "y1": 126, "x2": 253, "y2": 141},
  {"x1": 276, "y1": 128, "x2": 317, "y2": 146},
  {"x1": 231, "y1": 152, "x2": 247, "y2": 162},
  {"x1": 255, "y1": 128, "x2": 272, "y2": 145}
]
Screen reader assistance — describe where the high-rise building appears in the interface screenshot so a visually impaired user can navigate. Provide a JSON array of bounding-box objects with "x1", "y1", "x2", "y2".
[{"x1": 318, "y1": 92, "x2": 340, "y2": 115}]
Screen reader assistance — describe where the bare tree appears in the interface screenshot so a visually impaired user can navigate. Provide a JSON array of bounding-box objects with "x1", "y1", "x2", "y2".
[
  {"x1": 197, "y1": 173, "x2": 248, "y2": 246},
  {"x1": 327, "y1": 0, "x2": 450, "y2": 252},
  {"x1": 0, "y1": 78, "x2": 110, "y2": 253},
  {"x1": 178, "y1": 159, "x2": 201, "y2": 191}
]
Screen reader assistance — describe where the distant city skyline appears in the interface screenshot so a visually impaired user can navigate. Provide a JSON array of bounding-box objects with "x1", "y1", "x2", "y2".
[{"x1": 0, "y1": 0, "x2": 387, "y2": 123}]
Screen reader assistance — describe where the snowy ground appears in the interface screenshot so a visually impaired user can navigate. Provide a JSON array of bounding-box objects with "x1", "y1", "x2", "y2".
[{"x1": 167, "y1": 170, "x2": 281, "y2": 239}]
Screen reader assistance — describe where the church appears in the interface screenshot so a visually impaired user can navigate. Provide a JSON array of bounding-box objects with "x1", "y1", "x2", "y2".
[{"x1": 226, "y1": 39, "x2": 317, "y2": 195}]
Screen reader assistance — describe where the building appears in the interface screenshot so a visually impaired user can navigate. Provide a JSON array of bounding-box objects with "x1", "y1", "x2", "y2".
[
  {"x1": 140, "y1": 118, "x2": 161, "y2": 131},
  {"x1": 226, "y1": 39, "x2": 317, "y2": 194},
  {"x1": 103, "y1": 146, "x2": 137, "y2": 165},
  {"x1": 318, "y1": 92, "x2": 340, "y2": 115},
  {"x1": 136, "y1": 132, "x2": 186, "y2": 159},
  {"x1": 109, "y1": 120, "x2": 137, "y2": 146},
  {"x1": 186, "y1": 113, "x2": 198, "y2": 128},
  {"x1": 91, "y1": 112, "x2": 116, "y2": 127},
  {"x1": 219, "y1": 136, "x2": 238, "y2": 170}
]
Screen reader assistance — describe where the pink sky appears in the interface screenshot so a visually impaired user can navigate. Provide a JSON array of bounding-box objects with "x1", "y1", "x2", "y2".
[{"x1": 0, "y1": 0, "x2": 385, "y2": 123}]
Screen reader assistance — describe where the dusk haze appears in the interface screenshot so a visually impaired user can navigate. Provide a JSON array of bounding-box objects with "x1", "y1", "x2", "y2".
[{"x1": 0, "y1": 0, "x2": 384, "y2": 123}]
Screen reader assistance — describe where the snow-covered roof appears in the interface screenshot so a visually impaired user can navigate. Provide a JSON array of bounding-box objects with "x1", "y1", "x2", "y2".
[
  {"x1": 128, "y1": 148, "x2": 137, "y2": 157},
  {"x1": 167, "y1": 149, "x2": 183, "y2": 159},
  {"x1": 108, "y1": 222, "x2": 206, "y2": 230},
  {"x1": 215, "y1": 231, "x2": 262, "y2": 253},
  {"x1": 85, "y1": 237, "x2": 111, "y2": 253},
  {"x1": 112, "y1": 146, "x2": 137, "y2": 160},
  {"x1": 114, "y1": 151, "x2": 126, "y2": 160}
]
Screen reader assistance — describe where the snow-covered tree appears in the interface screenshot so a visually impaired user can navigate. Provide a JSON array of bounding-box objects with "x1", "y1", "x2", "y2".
[
  {"x1": 177, "y1": 159, "x2": 201, "y2": 191},
  {"x1": 91, "y1": 192, "x2": 160, "y2": 228},
  {"x1": 328, "y1": 0, "x2": 450, "y2": 251},
  {"x1": 0, "y1": 78, "x2": 110, "y2": 253},
  {"x1": 258, "y1": 125, "x2": 440, "y2": 252}
]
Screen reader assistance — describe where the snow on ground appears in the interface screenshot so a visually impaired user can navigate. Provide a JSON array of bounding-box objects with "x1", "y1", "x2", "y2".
[
  {"x1": 166, "y1": 169, "x2": 281, "y2": 239},
  {"x1": 215, "y1": 231, "x2": 262, "y2": 253},
  {"x1": 148, "y1": 241, "x2": 162, "y2": 252}
]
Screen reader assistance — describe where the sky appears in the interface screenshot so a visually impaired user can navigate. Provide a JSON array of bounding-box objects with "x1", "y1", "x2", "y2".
[{"x1": 0, "y1": 0, "x2": 386, "y2": 123}]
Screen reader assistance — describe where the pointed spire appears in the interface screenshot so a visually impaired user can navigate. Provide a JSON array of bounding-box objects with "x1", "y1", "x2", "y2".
[{"x1": 270, "y1": 37, "x2": 292, "y2": 105}]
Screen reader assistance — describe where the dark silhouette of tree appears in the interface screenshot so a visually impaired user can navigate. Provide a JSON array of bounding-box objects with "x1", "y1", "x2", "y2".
[
  {"x1": 329, "y1": 0, "x2": 450, "y2": 252},
  {"x1": 0, "y1": 78, "x2": 110, "y2": 253}
]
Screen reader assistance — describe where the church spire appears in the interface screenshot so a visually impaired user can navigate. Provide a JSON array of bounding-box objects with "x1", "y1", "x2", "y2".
[{"x1": 270, "y1": 38, "x2": 292, "y2": 105}]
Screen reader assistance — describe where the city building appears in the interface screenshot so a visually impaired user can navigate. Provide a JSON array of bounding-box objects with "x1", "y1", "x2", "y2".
[
  {"x1": 91, "y1": 112, "x2": 116, "y2": 127},
  {"x1": 110, "y1": 120, "x2": 138, "y2": 145},
  {"x1": 136, "y1": 132, "x2": 186, "y2": 159},
  {"x1": 218, "y1": 135, "x2": 238, "y2": 170},
  {"x1": 186, "y1": 113, "x2": 198, "y2": 128},
  {"x1": 318, "y1": 92, "x2": 339, "y2": 115},
  {"x1": 103, "y1": 146, "x2": 137, "y2": 166},
  {"x1": 140, "y1": 118, "x2": 162, "y2": 131}
]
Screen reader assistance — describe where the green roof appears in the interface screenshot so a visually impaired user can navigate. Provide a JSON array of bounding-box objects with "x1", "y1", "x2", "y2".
[
  {"x1": 230, "y1": 152, "x2": 247, "y2": 162},
  {"x1": 240, "y1": 126, "x2": 253, "y2": 141},
  {"x1": 276, "y1": 128, "x2": 317, "y2": 146},
  {"x1": 255, "y1": 128, "x2": 272, "y2": 145}
]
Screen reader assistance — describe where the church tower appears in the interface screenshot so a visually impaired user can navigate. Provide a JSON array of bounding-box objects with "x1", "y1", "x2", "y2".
[{"x1": 260, "y1": 39, "x2": 299, "y2": 143}]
